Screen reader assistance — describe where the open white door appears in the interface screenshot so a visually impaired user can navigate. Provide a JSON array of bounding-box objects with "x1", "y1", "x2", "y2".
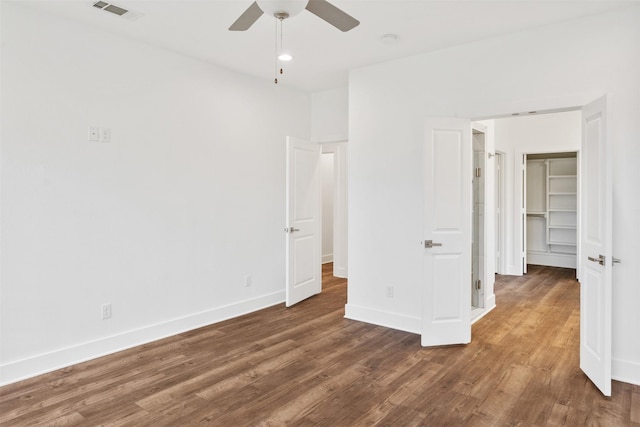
[
  {"x1": 285, "y1": 136, "x2": 322, "y2": 307},
  {"x1": 422, "y1": 118, "x2": 472, "y2": 346},
  {"x1": 580, "y1": 96, "x2": 612, "y2": 396}
]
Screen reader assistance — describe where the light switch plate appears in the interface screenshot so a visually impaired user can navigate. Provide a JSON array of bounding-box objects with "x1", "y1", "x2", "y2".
[{"x1": 100, "y1": 127, "x2": 111, "y2": 142}]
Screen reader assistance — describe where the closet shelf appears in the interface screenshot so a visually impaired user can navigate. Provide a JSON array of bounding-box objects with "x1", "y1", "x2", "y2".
[
  {"x1": 548, "y1": 225, "x2": 576, "y2": 230},
  {"x1": 548, "y1": 175, "x2": 577, "y2": 178},
  {"x1": 548, "y1": 240, "x2": 576, "y2": 245}
]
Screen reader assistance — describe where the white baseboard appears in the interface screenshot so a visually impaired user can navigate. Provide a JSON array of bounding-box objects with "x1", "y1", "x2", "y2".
[
  {"x1": 344, "y1": 304, "x2": 421, "y2": 335},
  {"x1": 471, "y1": 298, "x2": 496, "y2": 325},
  {"x1": 0, "y1": 291, "x2": 285, "y2": 386},
  {"x1": 486, "y1": 293, "x2": 496, "y2": 311},
  {"x1": 322, "y1": 254, "x2": 334, "y2": 264},
  {"x1": 612, "y1": 358, "x2": 640, "y2": 386},
  {"x1": 528, "y1": 251, "x2": 576, "y2": 269},
  {"x1": 333, "y1": 267, "x2": 347, "y2": 279}
]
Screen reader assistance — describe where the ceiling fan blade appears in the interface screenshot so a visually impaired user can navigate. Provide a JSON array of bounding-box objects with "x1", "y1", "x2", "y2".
[
  {"x1": 229, "y1": 2, "x2": 264, "y2": 31},
  {"x1": 305, "y1": 0, "x2": 359, "y2": 32}
]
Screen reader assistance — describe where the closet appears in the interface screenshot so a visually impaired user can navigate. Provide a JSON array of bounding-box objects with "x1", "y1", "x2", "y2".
[{"x1": 526, "y1": 153, "x2": 577, "y2": 269}]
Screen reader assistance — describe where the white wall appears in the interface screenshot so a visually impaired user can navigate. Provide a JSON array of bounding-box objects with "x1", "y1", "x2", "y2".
[
  {"x1": 0, "y1": 3, "x2": 310, "y2": 384},
  {"x1": 494, "y1": 111, "x2": 582, "y2": 275},
  {"x1": 311, "y1": 87, "x2": 348, "y2": 143},
  {"x1": 347, "y1": 6, "x2": 640, "y2": 385}
]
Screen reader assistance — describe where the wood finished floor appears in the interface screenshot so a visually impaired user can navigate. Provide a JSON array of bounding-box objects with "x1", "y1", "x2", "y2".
[{"x1": 1, "y1": 264, "x2": 639, "y2": 426}]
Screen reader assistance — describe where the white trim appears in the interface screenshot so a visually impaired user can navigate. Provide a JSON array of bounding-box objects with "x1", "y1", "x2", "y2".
[
  {"x1": 322, "y1": 254, "x2": 334, "y2": 264},
  {"x1": 494, "y1": 151, "x2": 507, "y2": 275},
  {"x1": 333, "y1": 266, "x2": 347, "y2": 279},
  {"x1": 527, "y1": 252, "x2": 577, "y2": 269},
  {"x1": 345, "y1": 303, "x2": 421, "y2": 335},
  {"x1": 312, "y1": 134, "x2": 348, "y2": 144},
  {"x1": 471, "y1": 301, "x2": 496, "y2": 324},
  {"x1": 487, "y1": 293, "x2": 496, "y2": 309},
  {"x1": 0, "y1": 291, "x2": 284, "y2": 386},
  {"x1": 612, "y1": 358, "x2": 640, "y2": 386}
]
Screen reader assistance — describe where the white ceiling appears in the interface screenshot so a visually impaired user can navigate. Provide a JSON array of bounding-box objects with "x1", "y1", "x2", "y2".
[{"x1": 23, "y1": 0, "x2": 638, "y2": 92}]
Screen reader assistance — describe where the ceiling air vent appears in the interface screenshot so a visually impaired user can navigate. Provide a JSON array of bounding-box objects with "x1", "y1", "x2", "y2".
[{"x1": 93, "y1": 1, "x2": 129, "y2": 16}]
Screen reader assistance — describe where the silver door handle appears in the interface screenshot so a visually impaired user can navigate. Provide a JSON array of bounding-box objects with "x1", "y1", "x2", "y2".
[
  {"x1": 284, "y1": 227, "x2": 300, "y2": 233},
  {"x1": 588, "y1": 255, "x2": 605, "y2": 266},
  {"x1": 424, "y1": 240, "x2": 442, "y2": 248}
]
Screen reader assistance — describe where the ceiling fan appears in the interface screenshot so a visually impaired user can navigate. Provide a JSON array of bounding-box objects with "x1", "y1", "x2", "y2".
[{"x1": 229, "y1": 0, "x2": 360, "y2": 32}]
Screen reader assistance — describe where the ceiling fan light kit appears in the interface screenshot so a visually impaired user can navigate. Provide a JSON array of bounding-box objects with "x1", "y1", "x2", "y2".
[
  {"x1": 229, "y1": 0, "x2": 359, "y2": 84},
  {"x1": 256, "y1": 0, "x2": 308, "y2": 18}
]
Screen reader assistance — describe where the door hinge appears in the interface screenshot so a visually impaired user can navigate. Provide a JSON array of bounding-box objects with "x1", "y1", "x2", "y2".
[
  {"x1": 475, "y1": 167, "x2": 482, "y2": 178},
  {"x1": 476, "y1": 279, "x2": 482, "y2": 290}
]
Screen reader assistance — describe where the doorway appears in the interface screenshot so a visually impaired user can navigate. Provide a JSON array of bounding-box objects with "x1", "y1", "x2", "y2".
[
  {"x1": 490, "y1": 109, "x2": 582, "y2": 276},
  {"x1": 494, "y1": 151, "x2": 505, "y2": 275},
  {"x1": 472, "y1": 127, "x2": 486, "y2": 318},
  {"x1": 524, "y1": 152, "x2": 578, "y2": 272},
  {"x1": 321, "y1": 142, "x2": 348, "y2": 279},
  {"x1": 321, "y1": 152, "x2": 335, "y2": 265}
]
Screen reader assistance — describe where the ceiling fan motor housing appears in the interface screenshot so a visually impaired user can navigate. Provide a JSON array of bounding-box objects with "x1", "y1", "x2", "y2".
[{"x1": 256, "y1": 0, "x2": 309, "y2": 18}]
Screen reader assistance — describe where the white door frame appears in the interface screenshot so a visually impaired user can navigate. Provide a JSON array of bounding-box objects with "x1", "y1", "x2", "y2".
[
  {"x1": 494, "y1": 151, "x2": 506, "y2": 275},
  {"x1": 471, "y1": 122, "x2": 497, "y2": 321},
  {"x1": 521, "y1": 151, "x2": 579, "y2": 272}
]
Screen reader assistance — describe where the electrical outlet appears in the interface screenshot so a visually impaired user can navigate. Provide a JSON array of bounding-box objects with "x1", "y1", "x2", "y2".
[
  {"x1": 244, "y1": 275, "x2": 252, "y2": 287},
  {"x1": 386, "y1": 286, "x2": 394, "y2": 298},
  {"x1": 101, "y1": 303, "x2": 112, "y2": 319},
  {"x1": 88, "y1": 126, "x2": 99, "y2": 141}
]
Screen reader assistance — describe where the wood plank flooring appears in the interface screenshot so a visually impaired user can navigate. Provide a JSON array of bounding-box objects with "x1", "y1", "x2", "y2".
[{"x1": 1, "y1": 264, "x2": 638, "y2": 426}]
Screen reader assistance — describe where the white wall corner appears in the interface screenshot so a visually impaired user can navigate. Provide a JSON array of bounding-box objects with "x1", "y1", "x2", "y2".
[
  {"x1": 344, "y1": 304, "x2": 421, "y2": 335},
  {"x1": 0, "y1": 291, "x2": 284, "y2": 386}
]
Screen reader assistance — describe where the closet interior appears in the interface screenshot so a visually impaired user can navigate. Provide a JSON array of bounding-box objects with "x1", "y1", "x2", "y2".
[{"x1": 526, "y1": 152, "x2": 577, "y2": 269}]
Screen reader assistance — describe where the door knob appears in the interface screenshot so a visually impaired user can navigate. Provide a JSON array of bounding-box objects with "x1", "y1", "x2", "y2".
[
  {"x1": 284, "y1": 227, "x2": 300, "y2": 233},
  {"x1": 424, "y1": 240, "x2": 443, "y2": 248},
  {"x1": 587, "y1": 255, "x2": 605, "y2": 266}
]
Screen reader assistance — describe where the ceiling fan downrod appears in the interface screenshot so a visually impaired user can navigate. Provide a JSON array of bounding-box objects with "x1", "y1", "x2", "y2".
[{"x1": 274, "y1": 12, "x2": 288, "y2": 84}]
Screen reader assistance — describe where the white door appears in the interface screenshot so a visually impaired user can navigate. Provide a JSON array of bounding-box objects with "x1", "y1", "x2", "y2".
[
  {"x1": 580, "y1": 96, "x2": 612, "y2": 396},
  {"x1": 285, "y1": 136, "x2": 322, "y2": 307},
  {"x1": 422, "y1": 118, "x2": 472, "y2": 346}
]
